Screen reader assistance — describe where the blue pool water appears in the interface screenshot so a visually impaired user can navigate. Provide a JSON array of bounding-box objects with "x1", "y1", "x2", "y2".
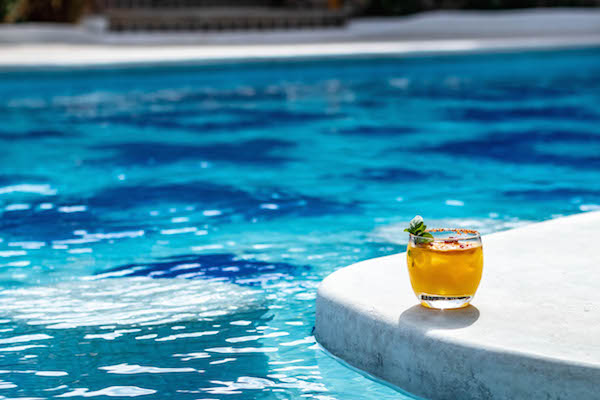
[{"x1": 0, "y1": 47, "x2": 599, "y2": 398}]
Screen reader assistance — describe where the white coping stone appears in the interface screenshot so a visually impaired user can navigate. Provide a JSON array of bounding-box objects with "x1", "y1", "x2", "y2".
[
  {"x1": 2, "y1": 9, "x2": 600, "y2": 45},
  {"x1": 315, "y1": 211, "x2": 600, "y2": 400},
  {"x1": 2, "y1": 36, "x2": 600, "y2": 69},
  {"x1": 0, "y1": 10, "x2": 599, "y2": 67}
]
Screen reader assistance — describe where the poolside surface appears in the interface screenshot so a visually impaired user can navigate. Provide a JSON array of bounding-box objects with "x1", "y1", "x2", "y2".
[
  {"x1": 315, "y1": 211, "x2": 600, "y2": 400},
  {"x1": 1, "y1": 9, "x2": 600, "y2": 67}
]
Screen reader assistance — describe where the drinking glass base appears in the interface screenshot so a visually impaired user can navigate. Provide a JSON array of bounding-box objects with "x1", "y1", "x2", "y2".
[{"x1": 419, "y1": 294, "x2": 473, "y2": 310}]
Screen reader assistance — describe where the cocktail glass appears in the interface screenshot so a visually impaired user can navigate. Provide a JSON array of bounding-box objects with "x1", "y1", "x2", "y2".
[{"x1": 407, "y1": 229, "x2": 483, "y2": 310}]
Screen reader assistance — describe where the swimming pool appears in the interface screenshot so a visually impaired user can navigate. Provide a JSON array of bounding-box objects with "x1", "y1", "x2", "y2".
[{"x1": 0, "y1": 47, "x2": 599, "y2": 399}]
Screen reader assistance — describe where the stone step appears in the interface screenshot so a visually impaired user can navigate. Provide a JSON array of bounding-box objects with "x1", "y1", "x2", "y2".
[{"x1": 315, "y1": 211, "x2": 600, "y2": 400}]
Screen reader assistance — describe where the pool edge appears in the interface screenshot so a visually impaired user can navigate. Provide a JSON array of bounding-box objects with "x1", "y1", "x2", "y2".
[{"x1": 315, "y1": 211, "x2": 600, "y2": 400}]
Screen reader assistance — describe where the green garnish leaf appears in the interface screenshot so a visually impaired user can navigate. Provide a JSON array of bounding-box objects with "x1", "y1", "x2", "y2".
[
  {"x1": 405, "y1": 215, "x2": 433, "y2": 244},
  {"x1": 404, "y1": 215, "x2": 422, "y2": 232},
  {"x1": 404, "y1": 215, "x2": 426, "y2": 235}
]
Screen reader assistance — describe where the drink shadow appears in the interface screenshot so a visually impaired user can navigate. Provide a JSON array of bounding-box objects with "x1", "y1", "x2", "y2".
[{"x1": 398, "y1": 304, "x2": 480, "y2": 331}]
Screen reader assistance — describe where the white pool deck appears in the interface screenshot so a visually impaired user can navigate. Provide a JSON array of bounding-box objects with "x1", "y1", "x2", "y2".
[
  {"x1": 0, "y1": 9, "x2": 599, "y2": 67},
  {"x1": 315, "y1": 211, "x2": 600, "y2": 400}
]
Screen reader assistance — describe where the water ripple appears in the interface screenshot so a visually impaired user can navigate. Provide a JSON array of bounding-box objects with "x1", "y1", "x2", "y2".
[
  {"x1": 0, "y1": 278, "x2": 262, "y2": 329},
  {"x1": 99, "y1": 253, "x2": 308, "y2": 286},
  {"x1": 0, "y1": 334, "x2": 52, "y2": 345},
  {"x1": 99, "y1": 363, "x2": 198, "y2": 374},
  {"x1": 56, "y1": 386, "x2": 157, "y2": 397},
  {"x1": 0, "y1": 184, "x2": 56, "y2": 196}
]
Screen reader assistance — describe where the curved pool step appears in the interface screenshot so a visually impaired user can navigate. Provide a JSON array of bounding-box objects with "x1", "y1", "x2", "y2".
[{"x1": 315, "y1": 211, "x2": 600, "y2": 400}]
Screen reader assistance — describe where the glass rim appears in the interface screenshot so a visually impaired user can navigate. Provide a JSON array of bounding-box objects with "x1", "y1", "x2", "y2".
[{"x1": 409, "y1": 228, "x2": 480, "y2": 241}]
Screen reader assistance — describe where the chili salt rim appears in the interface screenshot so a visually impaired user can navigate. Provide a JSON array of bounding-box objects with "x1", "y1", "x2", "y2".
[{"x1": 409, "y1": 228, "x2": 480, "y2": 241}]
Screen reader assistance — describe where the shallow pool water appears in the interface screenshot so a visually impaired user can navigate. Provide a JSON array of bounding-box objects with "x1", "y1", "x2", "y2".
[{"x1": 0, "y1": 47, "x2": 599, "y2": 399}]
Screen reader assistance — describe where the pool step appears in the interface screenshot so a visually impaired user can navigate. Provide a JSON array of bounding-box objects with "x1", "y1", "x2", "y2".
[{"x1": 315, "y1": 211, "x2": 600, "y2": 400}]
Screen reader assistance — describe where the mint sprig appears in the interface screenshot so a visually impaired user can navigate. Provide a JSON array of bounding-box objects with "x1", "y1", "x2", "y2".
[{"x1": 404, "y1": 215, "x2": 433, "y2": 243}]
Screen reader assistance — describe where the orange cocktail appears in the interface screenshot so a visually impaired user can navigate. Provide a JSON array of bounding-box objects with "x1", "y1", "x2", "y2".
[{"x1": 407, "y1": 229, "x2": 483, "y2": 309}]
